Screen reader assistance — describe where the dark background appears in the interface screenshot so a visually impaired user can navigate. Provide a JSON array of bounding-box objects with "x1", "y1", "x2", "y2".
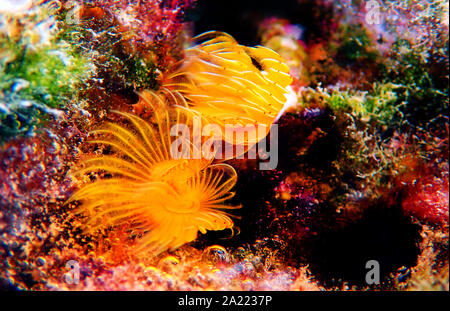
[{"x1": 186, "y1": 0, "x2": 335, "y2": 45}]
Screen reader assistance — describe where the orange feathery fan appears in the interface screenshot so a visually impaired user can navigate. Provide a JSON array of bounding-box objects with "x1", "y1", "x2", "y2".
[
  {"x1": 68, "y1": 94, "x2": 240, "y2": 256},
  {"x1": 161, "y1": 31, "x2": 293, "y2": 150}
]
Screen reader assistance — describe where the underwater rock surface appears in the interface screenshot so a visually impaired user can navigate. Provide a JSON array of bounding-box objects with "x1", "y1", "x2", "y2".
[{"x1": 0, "y1": 0, "x2": 448, "y2": 290}]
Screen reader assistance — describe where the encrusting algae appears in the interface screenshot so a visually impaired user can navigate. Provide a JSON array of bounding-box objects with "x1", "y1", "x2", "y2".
[
  {"x1": 68, "y1": 91, "x2": 240, "y2": 256},
  {"x1": 161, "y1": 31, "x2": 293, "y2": 152}
]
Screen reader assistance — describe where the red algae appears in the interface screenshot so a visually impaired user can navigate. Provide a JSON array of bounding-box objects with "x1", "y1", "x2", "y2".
[
  {"x1": 402, "y1": 173, "x2": 449, "y2": 226},
  {"x1": 83, "y1": 0, "x2": 196, "y2": 68}
]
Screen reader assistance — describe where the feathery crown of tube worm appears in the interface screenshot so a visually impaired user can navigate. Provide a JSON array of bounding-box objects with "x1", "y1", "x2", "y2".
[
  {"x1": 160, "y1": 31, "x2": 293, "y2": 150},
  {"x1": 68, "y1": 90, "x2": 240, "y2": 255}
]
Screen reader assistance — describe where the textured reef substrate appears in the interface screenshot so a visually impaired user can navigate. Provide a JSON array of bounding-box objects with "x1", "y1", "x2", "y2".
[{"x1": 0, "y1": 0, "x2": 448, "y2": 290}]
